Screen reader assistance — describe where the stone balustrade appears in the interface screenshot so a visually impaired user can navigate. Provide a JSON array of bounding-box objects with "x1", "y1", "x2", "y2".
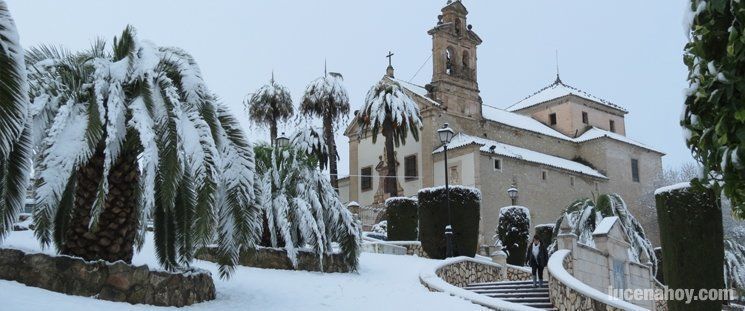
[{"x1": 0, "y1": 248, "x2": 215, "y2": 307}]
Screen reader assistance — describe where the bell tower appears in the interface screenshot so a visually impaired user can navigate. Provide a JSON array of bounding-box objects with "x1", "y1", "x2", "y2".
[{"x1": 426, "y1": 0, "x2": 483, "y2": 118}]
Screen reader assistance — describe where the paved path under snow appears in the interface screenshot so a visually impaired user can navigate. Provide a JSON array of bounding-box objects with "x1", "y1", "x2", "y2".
[{"x1": 0, "y1": 231, "x2": 485, "y2": 310}]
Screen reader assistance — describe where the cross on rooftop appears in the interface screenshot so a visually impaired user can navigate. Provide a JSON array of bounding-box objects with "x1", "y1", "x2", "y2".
[{"x1": 386, "y1": 51, "x2": 394, "y2": 67}]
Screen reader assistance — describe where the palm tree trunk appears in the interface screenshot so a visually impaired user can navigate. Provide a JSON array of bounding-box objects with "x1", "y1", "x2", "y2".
[
  {"x1": 269, "y1": 121, "x2": 278, "y2": 145},
  {"x1": 60, "y1": 144, "x2": 139, "y2": 263},
  {"x1": 324, "y1": 114, "x2": 338, "y2": 193},
  {"x1": 382, "y1": 119, "x2": 398, "y2": 198}
]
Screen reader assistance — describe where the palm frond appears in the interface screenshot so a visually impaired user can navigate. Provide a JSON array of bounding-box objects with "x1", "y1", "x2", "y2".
[
  {"x1": 0, "y1": 121, "x2": 31, "y2": 240},
  {"x1": 0, "y1": 1, "x2": 28, "y2": 160}
]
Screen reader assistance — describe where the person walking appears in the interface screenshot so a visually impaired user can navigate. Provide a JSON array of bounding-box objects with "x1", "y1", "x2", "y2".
[{"x1": 525, "y1": 235, "x2": 548, "y2": 287}]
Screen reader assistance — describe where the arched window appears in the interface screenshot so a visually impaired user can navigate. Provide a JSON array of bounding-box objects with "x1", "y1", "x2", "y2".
[
  {"x1": 454, "y1": 18, "x2": 462, "y2": 35},
  {"x1": 445, "y1": 47, "x2": 455, "y2": 75},
  {"x1": 462, "y1": 50, "x2": 470, "y2": 69}
]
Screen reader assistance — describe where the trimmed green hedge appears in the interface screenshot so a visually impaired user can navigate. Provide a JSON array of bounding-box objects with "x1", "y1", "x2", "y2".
[
  {"x1": 418, "y1": 186, "x2": 480, "y2": 259},
  {"x1": 656, "y1": 184, "x2": 723, "y2": 311},
  {"x1": 385, "y1": 197, "x2": 418, "y2": 241},
  {"x1": 497, "y1": 206, "x2": 531, "y2": 265},
  {"x1": 534, "y1": 224, "x2": 554, "y2": 248}
]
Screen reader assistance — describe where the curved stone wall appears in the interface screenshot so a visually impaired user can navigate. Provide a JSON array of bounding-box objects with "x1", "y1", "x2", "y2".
[
  {"x1": 0, "y1": 248, "x2": 215, "y2": 307},
  {"x1": 434, "y1": 257, "x2": 502, "y2": 287},
  {"x1": 547, "y1": 250, "x2": 648, "y2": 311}
]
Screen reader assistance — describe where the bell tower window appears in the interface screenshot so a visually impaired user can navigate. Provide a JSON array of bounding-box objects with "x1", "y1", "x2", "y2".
[
  {"x1": 462, "y1": 50, "x2": 470, "y2": 69},
  {"x1": 445, "y1": 48, "x2": 454, "y2": 75},
  {"x1": 454, "y1": 18, "x2": 462, "y2": 35}
]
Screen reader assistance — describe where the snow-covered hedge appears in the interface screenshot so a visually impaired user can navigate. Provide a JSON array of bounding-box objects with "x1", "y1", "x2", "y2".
[
  {"x1": 534, "y1": 224, "x2": 554, "y2": 248},
  {"x1": 495, "y1": 206, "x2": 530, "y2": 265},
  {"x1": 417, "y1": 186, "x2": 480, "y2": 259},
  {"x1": 385, "y1": 197, "x2": 418, "y2": 241},
  {"x1": 656, "y1": 184, "x2": 724, "y2": 310}
]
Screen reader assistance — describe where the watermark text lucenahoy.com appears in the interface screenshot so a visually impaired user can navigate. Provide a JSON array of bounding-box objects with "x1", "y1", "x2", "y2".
[{"x1": 608, "y1": 287, "x2": 737, "y2": 304}]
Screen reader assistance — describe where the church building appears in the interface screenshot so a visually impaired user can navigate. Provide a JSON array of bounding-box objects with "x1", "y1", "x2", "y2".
[{"x1": 338, "y1": 0, "x2": 664, "y2": 246}]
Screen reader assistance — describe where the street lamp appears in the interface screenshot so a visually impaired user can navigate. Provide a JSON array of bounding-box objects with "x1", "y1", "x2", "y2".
[
  {"x1": 438, "y1": 123, "x2": 455, "y2": 258},
  {"x1": 276, "y1": 132, "x2": 290, "y2": 148},
  {"x1": 507, "y1": 184, "x2": 518, "y2": 206}
]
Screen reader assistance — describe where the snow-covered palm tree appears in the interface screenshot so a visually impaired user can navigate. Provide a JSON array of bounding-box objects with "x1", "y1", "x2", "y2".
[
  {"x1": 291, "y1": 124, "x2": 329, "y2": 170},
  {"x1": 358, "y1": 79, "x2": 422, "y2": 197},
  {"x1": 28, "y1": 26, "x2": 259, "y2": 277},
  {"x1": 254, "y1": 142, "x2": 360, "y2": 271},
  {"x1": 245, "y1": 77, "x2": 293, "y2": 143},
  {"x1": 550, "y1": 194, "x2": 657, "y2": 274},
  {"x1": 300, "y1": 73, "x2": 349, "y2": 191},
  {"x1": 0, "y1": 0, "x2": 32, "y2": 241}
]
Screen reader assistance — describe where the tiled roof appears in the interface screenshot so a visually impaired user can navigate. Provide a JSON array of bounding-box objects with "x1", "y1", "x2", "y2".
[
  {"x1": 433, "y1": 133, "x2": 607, "y2": 179},
  {"x1": 506, "y1": 77, "x2": 627, "y2": 113}
]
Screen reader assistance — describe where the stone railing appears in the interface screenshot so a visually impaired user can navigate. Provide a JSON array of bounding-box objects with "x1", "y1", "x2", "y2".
[
  {"x1": 0, "y1": 248, "x2": 215, "y2": 307},
  {"x1": 196, "y1": 246, "x2": 351, "y2": 273},
  {"x1": 419, "y1": 256, "x2": 540, "y2": 311},
  {"x1": 547, "y1": 250, "x2": 649, "y2": 311},
  {"x1": 653, "y1": 280, "x2": 669, "y2": 311}
]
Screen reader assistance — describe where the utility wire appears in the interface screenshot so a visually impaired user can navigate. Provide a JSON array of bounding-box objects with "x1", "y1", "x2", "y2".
[{"x1": 408, "y1": 54, "x2": 433, "y2": 83}]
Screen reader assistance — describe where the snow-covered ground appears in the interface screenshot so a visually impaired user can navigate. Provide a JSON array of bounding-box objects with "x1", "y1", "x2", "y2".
[{"x1": 0, "y1": 231, "x2": 485, "y2": 310}]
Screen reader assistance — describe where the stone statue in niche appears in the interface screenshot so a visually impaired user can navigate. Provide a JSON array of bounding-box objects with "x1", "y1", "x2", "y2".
[{"x1": 373, "y1": 153, "x2": 403, "y2": 204}]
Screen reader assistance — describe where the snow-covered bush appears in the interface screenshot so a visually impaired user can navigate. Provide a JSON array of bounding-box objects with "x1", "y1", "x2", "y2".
[
  {"x1": 27, "y1": 26, "x2": 260, "y2": 277},
  {"x1": 534, "y1": 224, "x2": 554, "y2": 248},
  {"x1": 371, "y1": 220, "x2": 387, "y2": 236},
  {"x1": 254, "y1": 142, "x2": 361, "y2": 271},
  {"x1": 550, "y1": 194, "x2": 657, "y2": 274},
  {"x1": 417, "y1": 186, "x2": 480, "y2": 259},
  {"x1": 495, "y1": 206, "x2": 530, "y2": 265},
  {"x1": 0, "y1": 0, "x2": 32, "y2": 242},
  {"x1": 385, "y1": 197, "x2": 418, "y2": 241}
]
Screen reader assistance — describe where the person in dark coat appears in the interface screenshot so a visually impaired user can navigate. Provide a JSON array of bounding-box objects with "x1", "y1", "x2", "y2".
[{"x1": 525, "y1": 235, "x2": 549, "y2": 287}]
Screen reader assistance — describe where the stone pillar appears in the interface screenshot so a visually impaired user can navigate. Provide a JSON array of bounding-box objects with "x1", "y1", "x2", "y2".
[
  {"x1": 491, "y1": 241, "x2": 508, "y2": 280},
  {"x1": 556, "y1": 218, "x2": 577, "y2": 251}
]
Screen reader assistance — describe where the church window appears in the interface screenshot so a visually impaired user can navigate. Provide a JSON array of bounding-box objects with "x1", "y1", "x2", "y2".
[
  {"x1": 631, "y1": 159, "x2": 640, "y2": 182},
  {"x1": 541, "y1": 170, "x2": 547, "y2": 181},
  {"x1": 582, "y1": 111, "x2": 589, "y2": 124},
  {"x1": 404, "y1": 155, "x2": 418, "y2": 181},
  {"x1": 445, "y1": 48, "x2": 454, "y2": 75},
  {"x1": 455, "y1": 18, "x2": 462, "y2": 35},
  {"x1": 609, "y1": 120, "x2": 616, "y2": 133},
  {"x1": 361, "y1": 166, "x2": 373, "y2": 191},
  {"x1": 493, "y1": 158, "x2": 502, "y2": 171},
  {"x1": 549, "y1": 113, "x2": 557, "y2": 125},
  {"x1": 462, "y1": 50, "x2": 470, "y2": 69}
]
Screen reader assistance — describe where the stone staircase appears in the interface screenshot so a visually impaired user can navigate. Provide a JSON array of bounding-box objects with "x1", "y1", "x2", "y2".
[{"x1": 464, "y1": 280, "x2": 556, "y2": 310}]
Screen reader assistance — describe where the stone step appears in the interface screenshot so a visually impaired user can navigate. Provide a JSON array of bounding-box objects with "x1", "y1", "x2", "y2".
[
  {"x1": 523, "y1": 302, "x2": 556, "y2": 310},
  {"x1": 465, "y1": 284, "x2": 548, "y2": 290},
  {"x1": 500, "y1": 297, "x2": 552, "y2": 304},
  {"x1": 469, "y1": 280, "x2": 535, "y2": 286},
  {"x1": 470, "y1": 288, "x2": 549, "y2": 295},
  {"x1": 485, "y1": 292, "x2": 550, "y2": 299}
]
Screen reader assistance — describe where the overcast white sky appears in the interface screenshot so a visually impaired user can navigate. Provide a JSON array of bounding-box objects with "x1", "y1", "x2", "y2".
[{"x1": 6, "y1": 0, "x2": 692, "y2": 175}]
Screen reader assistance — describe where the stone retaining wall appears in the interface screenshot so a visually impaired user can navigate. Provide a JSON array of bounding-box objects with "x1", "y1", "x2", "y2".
[
  {"x1": 434, "y1": 258, "x2": 502, "y2": 287},
  {"x1": 548, "y1": 250, "x2": 645, "y2": 311},
  {"x1": 386, "y1": 241, "x2": 427, "y2": 257},
  {"x1": 196, "y1": 246, "x2": 351, "y2": 273},
  {"x1": 0, "y1": 248, "x2": 215, "y2": 307},
  {"x1": 505, "y1": 265, "x2": 533, "y2": 281}
]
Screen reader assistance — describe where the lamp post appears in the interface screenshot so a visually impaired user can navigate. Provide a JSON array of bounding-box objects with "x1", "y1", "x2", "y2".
[
  {"x1": 507, "y1": 184, "x2": 518, "y2": 206},
  {"x1": 438, "y1": 123, "x2": 455, "y2": 258},
  {"x1": 276, "y1": 132, "x2": 290, "y2": 148}
]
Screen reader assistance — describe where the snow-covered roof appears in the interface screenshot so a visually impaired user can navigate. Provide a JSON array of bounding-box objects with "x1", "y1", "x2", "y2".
[
  {"x1": 385, "y1": 77, "x2": 440, "y2": 107},
  {"x1": 506, "y1": 78, "x2": 628, "y2": 114},
  {"x1": 575, "y1": 127, "x2": 665, "y2": 154},
  {"x1": 481, "y1": 105, "x2": 571, "y2": 141},
  {"x1": 433, "y1": 133, "x2": 607, "y2": 179}
]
